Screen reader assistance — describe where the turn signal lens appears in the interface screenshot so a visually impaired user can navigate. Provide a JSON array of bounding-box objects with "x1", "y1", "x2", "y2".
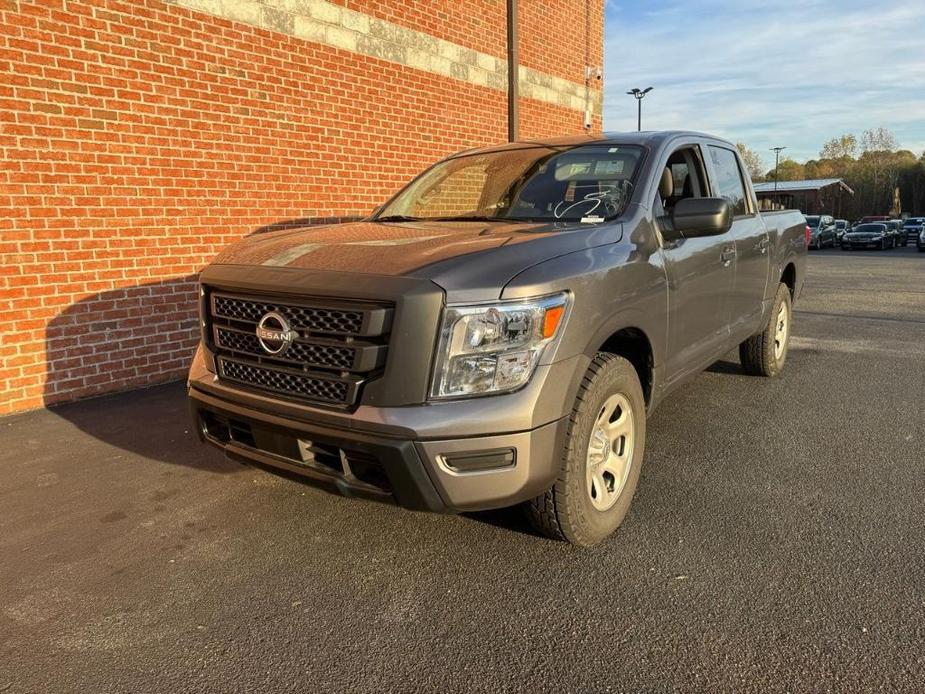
[{"x1": 543, "y1": 305, "x2": 565, "y2": 339}]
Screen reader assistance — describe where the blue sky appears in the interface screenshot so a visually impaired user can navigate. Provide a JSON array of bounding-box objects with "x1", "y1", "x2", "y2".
[{"x1": 603, "y1": 0, "x2": 925, "y2": 169}]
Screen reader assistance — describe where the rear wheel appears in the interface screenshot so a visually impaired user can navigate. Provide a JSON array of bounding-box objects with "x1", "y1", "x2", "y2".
[
  {"x1": 525, "y1": 354, "x2": 645, "y2": 546},
  {"x1": 739, "y1": 282, "x2": 792, "y2": 377}
]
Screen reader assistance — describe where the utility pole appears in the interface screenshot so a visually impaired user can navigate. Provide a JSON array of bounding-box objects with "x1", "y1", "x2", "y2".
[
  {"x1": 506, "y1": 0, "x2": 518, "y2": 142},
  {"x1": 770, "y1": 146, "x2": 787, "y2": 194},
  {"x1": 626, "y1": 87, "x2": 653, "y2": 131}
]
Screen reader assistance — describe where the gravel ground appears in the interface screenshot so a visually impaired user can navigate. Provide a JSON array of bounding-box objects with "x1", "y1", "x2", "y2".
[{"x1": 2, "y1": 246, "x2": 924, "y2": 693}]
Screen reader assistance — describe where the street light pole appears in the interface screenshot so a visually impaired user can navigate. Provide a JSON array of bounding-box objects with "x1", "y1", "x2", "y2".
[
  {"x1": 626, "y1": 87, "x2": 653, "y2": 131},
  {"x1": 770, "y1": 146, "x2": 786, "y2": 194}
]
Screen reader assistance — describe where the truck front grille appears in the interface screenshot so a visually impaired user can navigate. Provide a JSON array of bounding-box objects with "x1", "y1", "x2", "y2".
[
  {"x1": 212, "y1": 294, "x2": 367, "y2": 335},
  {"x1": 205, "y1": 289, "x2": 393, "y2": 408}
]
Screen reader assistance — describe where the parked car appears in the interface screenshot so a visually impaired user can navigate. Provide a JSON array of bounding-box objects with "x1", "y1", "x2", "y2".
[
  {"x1": 188, "y1": 131, "x2": 807, "y2": 546},
  {"x1": 842, "y1": 222, "x2": 893, "y2": 250},
  {"x1": 805, "y1": 214, "x2": 838, "y2": 249},
  {"x1": 903, "y1": 217, "x2": 924, "y2": 244},
  {"x1": 835, "y1": 219, "x2": 849, "y2": 240},
  {"x1": 919, "y1": 229, "x2": 925, "y2": 252},
  {"x1": 884, "y1": 220, "x2": 906, "y2": 246}
]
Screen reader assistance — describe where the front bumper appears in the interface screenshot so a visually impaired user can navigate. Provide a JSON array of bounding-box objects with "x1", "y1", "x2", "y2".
[
  {"x1": 188, "y1": 347, "x2": 581, "y2": 513},
  {"x1": 842, "y1": 239, "x2": 882, "y2": 249}
]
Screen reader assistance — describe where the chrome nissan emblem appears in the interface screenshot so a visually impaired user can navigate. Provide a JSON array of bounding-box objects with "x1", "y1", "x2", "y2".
[{"x1": 255, "y1": 311, "x2": 296, "y2": 355}]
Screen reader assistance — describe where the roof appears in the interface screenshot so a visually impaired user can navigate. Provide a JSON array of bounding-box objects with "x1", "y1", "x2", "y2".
[
  {"x1": 449, "y1": 130, "x2": 736, "y2": 159},
  {"x1": 753, "y1": 178, "x2": 855, "y2": 195}
]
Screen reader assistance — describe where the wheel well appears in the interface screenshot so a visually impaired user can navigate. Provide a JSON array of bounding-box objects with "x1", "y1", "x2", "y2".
[
  {"x1": 781, "y1": 263, "x2": 796, "y2": 298},
  {"x1": 598, "y1": 328, "x2": 653, "y2": 404}
]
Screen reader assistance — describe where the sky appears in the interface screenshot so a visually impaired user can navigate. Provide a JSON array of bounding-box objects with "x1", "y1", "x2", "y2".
[{"x1": 603, "y1": 0, "x2": 925, "y2": 170}]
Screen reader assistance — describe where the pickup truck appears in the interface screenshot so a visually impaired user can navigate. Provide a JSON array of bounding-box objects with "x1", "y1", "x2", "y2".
[{"x1": 188, "y1": 131, "x2": 807, "y2": 546}]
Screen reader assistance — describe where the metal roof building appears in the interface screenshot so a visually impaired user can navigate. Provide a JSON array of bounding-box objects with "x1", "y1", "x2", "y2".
[{"x1": 753, "y1": 178, "x2": 854, "y2": 215}]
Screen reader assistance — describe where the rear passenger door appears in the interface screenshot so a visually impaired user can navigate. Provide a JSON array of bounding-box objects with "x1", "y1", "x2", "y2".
[{"x1": 705, "y1": 145, "x2": 769, "y2": 342}]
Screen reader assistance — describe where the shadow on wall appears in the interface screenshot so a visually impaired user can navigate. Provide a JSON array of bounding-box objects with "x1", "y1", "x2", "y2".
[
  {"x1": 37, "y1": 216, "x2": 363, "y2": 472},
  {"x1": 41, "y1": 274, "x2": 231, "y2": 471}
]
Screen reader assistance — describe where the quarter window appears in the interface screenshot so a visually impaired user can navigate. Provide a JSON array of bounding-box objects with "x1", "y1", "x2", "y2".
[{"x1": 708, "y1": 146, "x2": 750, "y2": 216}]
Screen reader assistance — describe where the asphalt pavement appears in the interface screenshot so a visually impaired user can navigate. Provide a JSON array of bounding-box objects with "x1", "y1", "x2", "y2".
[{"x1": 2, "y1": 245, "x2": 924, "y2": 693}]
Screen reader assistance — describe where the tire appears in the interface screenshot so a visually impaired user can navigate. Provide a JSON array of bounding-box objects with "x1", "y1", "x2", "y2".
[
  {"x1": 881, "y1": 239, "x2": 887, "y2": 250},
  {"x1": 739, "y1": 282, "x2": 792, "y2": 377},
  {"x1": 525, "y1": 353, "x2": 646, "y2": 547}
]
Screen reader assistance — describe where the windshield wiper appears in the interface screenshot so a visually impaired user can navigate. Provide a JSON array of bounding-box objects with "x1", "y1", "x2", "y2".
[{"x1": 375, "y1": 215, "x2": 422, "y2": 223}]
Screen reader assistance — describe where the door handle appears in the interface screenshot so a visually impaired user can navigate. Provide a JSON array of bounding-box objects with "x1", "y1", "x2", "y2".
[
  {"x1": 720, "y1": 246, "x2": 735, "y2": 266},
  {"x1": 756, "y1": 237, "x2": 769, "y2": 254}
]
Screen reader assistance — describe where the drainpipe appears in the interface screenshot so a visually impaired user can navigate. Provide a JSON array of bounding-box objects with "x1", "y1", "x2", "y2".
[{"x1": 507, "y1": 0, "x2": 518, "y2": 142}]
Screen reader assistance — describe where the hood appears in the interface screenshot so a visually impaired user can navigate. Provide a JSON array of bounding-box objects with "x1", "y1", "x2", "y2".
[{"x1": 213, "y1": 219, "x2": 622, "y2": 301}]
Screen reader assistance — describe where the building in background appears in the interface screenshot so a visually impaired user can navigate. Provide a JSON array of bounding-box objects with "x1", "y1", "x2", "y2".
[
  {"x1": 1, "y1": 0, "x2": 604, "y2": 415},
  {"x1": 754, "y1": 178, "x2": 854, "y2": 216}
]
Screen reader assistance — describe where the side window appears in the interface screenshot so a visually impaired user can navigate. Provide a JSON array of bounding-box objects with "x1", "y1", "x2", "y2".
[
  {"x1": 708, "y1": 146, "x2": 750, "y2": 217},
  {"x1": 658, "y1": 146, "x2": 708, "y2": 211}
]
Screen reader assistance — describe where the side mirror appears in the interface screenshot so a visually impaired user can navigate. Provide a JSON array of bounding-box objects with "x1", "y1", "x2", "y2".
[{"x1": 671, "y1": 197, "x2": 732, "y2": 237}]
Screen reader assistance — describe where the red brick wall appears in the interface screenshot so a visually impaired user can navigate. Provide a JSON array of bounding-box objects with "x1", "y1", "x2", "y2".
[
  {"x1": 328, "y1": 0, "x2": 507, "y2": 58},
  {"x1": 0, "y1": 0, "x2": 603, "y2": 415}
]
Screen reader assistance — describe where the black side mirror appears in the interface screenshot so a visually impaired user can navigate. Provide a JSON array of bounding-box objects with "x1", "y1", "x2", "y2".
[{"x1": 671, "y1": 197, "x2": 732, "y2": 238}]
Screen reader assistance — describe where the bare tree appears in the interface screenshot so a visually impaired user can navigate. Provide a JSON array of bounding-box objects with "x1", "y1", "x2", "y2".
[
  {"x1": 857, "y1": 128, "x2": 901, "y2": 213},
  {"x1": 861, "y1": 127, "x2": 898, "y2": 154}
]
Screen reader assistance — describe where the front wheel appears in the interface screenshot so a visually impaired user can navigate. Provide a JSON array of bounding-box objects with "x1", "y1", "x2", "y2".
[
  {"x1": 525, "y1": 354, "x2": 646, "y2": 546},
  {"x1": 739, "y1": 282, "x2": 792, "y2": 377}
]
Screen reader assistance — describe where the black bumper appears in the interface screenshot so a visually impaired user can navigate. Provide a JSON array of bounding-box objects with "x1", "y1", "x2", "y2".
[{"x1": 190, "y1": 385, "x2": 447, "y2": 512}]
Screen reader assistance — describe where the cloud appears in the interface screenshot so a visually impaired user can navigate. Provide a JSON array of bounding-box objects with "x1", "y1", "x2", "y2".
[{"x1": 603, "y1": 0, "x2": 925, "y2": 164}]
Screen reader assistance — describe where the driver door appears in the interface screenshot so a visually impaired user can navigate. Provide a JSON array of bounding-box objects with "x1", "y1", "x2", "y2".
[{"x1": 656, "y1": 144, "x2": 735, "y2": 382}]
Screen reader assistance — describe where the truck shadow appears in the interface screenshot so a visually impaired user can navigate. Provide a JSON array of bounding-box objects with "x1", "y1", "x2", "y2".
[
  {"x1": 464, "y1": 506, "x2": 546, "y2": 538},
  {"x1": 705, "y1": 359, "x2": 743, "y2": 375},
  {"x1": 41, "y1": 275, "x2": 236, "y2": 473}
]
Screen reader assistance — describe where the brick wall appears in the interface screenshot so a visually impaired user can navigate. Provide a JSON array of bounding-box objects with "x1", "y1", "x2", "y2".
[{"x1": 0, "y1": 0, "x2": 604, "y2": 415}]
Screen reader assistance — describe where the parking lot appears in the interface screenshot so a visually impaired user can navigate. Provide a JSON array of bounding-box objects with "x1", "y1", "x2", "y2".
[{"x1": 2, "y1": 246, "x2": 924, "y2": 693}]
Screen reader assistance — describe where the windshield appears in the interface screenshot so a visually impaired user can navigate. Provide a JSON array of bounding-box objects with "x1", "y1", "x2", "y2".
[
  {"x1": 805, "y1": 216, "x2": 820, "y2": 227},
  {"x1": 854, "y1": 224, "x2": 885, "y2": 233},
  {"x1": 377, "y1": 144, "x2": 645, "y2": 223},
  {"x1": 904, "y1": 218, "x2": 923, "y2": 225},
  {"x1": 836, "y1": 221, "x2": 846, "y2": 228}
]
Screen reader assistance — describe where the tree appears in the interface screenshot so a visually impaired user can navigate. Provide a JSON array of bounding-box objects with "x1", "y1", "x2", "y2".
[
  {"x1": 861, "y1": 127, "x2": 898, "y2": 154},
  {"x1": 765, "y1": 158, "x2": 804, "y2": 183},
  {"x1": 736, "y1": 143, "x2": 765, "y2": 181},
  {"x1": 820, "y1": 134, "x2": 858, "y2": 160}
]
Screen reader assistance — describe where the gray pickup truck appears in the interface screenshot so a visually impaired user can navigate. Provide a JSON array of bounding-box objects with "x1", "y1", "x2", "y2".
[{"x1": 189, "y1": 131, "x2": 807, "y2": 545}]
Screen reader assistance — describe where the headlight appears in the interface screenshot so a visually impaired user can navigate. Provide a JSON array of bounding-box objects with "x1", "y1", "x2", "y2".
[{"x1": 430, "y1": 292, "x2": 569, "y2": 399}]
